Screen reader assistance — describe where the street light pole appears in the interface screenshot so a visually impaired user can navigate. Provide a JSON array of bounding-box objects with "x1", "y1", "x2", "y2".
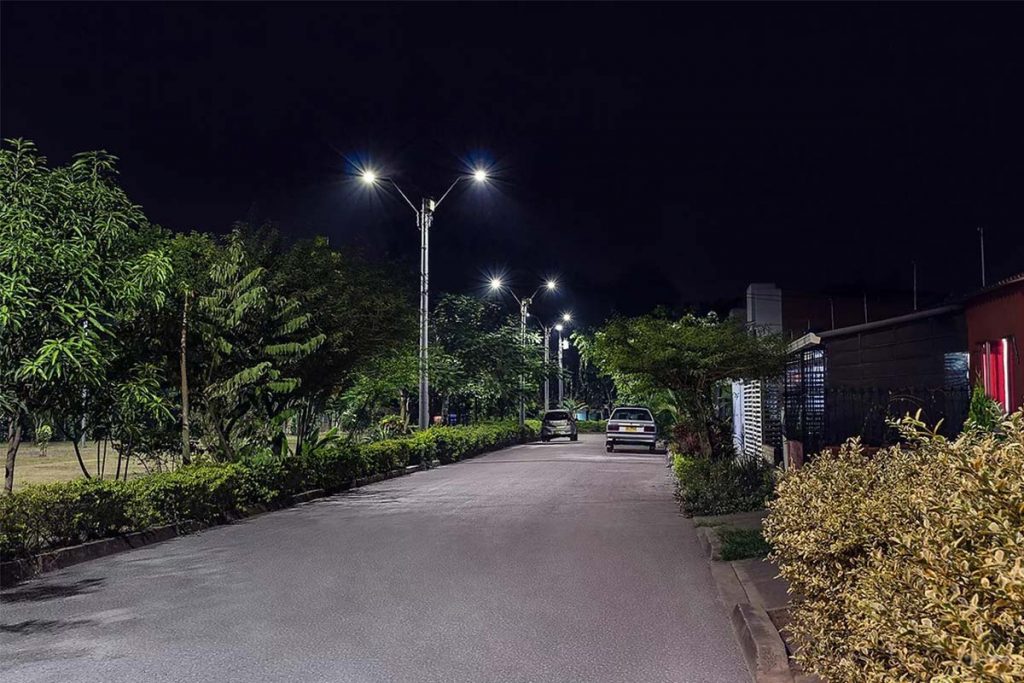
[
  {"x1": 557, "y1": 326, "x2": 565, "y2": 405},
  {"x1": 543, "y1": 326, "x2": 551, "y2": 411},
  {"x1": 362, "y1": 167, "x2": 488, "y2": 430},
  {"x1": 519, "y1": 298, "x2": 529, "y2": 428},
  {"x1": 489, "y1": 278, "x2": 559, "y2": 428},
  {"x1": 418, "y1": 198, "x2": 433, "y2": 430},
  {"x1": 555, "y1": 313, "x2": 572, "y2": 407}
]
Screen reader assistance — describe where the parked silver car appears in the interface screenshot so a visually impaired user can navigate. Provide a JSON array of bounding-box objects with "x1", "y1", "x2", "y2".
[
  {"x1": 540, "y1": 410, "x2": 578, "y2": 442},
  {"x1": 605, "y1": 406, "x2": 657, "y2": 452}
]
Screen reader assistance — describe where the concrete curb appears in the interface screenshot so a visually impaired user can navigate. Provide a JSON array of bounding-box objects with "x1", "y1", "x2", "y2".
[
  {"x1": 731, "y1": 603, "x2": 794, "y2": 683},
  {"x1": 696, "y1": 522, "x2": 796, "y2": 683},
  {"x1": 1, "y1": 437, "x2": 535, "y2": 587},
  {"x1": 697, "y1": 526, "x2": 723, "y2": 560}
]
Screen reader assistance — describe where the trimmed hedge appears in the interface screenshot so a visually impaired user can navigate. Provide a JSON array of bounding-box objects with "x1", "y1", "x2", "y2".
[
  {"x1": 0, "y1": 421, "x2": 536, "y2": 559},
  {"x1": 764, "y1": 412, "x2": 1024, "y2": 682}
]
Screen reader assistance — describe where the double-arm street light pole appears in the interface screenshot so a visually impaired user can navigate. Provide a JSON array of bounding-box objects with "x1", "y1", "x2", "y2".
[
  {"x1": 362, "y1": 167, "x2": 488, "y2": 430},
  {"x1": 489, "y1": 278, "x2": 558, "y2": 427}
]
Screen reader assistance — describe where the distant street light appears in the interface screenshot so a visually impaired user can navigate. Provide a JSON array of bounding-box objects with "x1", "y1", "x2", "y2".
[
  {"x1": 489, "y1": 278, "x2": 560, "y2": 426},
  {"x1": 362, "y1": 165, "x2": 489, "y2": 429}
]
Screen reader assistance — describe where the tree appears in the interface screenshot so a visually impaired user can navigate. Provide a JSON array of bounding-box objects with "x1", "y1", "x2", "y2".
[
  {"x1": 582, "y1": 312, "x2": 787, "y2": 458},
  {"x1": 262, "y1": 234, "x2": 414, "y2": 452},
  {"x1": 194, "y1": 232, "x2": 324, "y2": 461},
  {"x1": 0, "y1": 139, "x2": 171, "y2": 491}
]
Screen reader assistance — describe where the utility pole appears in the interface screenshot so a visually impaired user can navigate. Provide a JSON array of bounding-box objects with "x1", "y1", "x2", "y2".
[
  {"x1": 979, "y1": 226, "x2": 987, "y2": 287},
  {"x1": 912, "y1": 261, "x2": 918, "y2": 311}
]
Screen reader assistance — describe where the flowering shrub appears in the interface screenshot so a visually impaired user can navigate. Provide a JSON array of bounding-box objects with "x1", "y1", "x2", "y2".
[{"x1": 764, "y1": 411, "x2": 1024, "y2": 682}]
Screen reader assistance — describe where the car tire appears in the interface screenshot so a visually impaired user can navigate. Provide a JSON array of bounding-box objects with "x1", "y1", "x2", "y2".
[
  {"x1": 649, "y1": 444, "x2": 656, "y2": 453},
  {"x1": 606, "y1": 444, "x2": 614, "y2": 453},
  {"x1": 570, "y1": 434, "x2": 578, "y2": 442}
]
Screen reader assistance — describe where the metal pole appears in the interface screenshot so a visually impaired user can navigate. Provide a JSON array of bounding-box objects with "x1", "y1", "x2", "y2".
[
  {"x1": 418, "y1": 199, "x2": 432, "y2": 430},
  {"x1": 557, "y1": 328, "x2": 564, "y2": 406},
  {"x1": 979, "y1": 227, "x2": 986, "y2": 287},
  {"x1": 543, "y1": 326, "x2": 551, "y2": 412},
  {"x1": 519, "y1": 299, "x2": 528, "y2": 427},
  {"x1": 912, "y1": 261, "x2": 918, "y2": 311}
]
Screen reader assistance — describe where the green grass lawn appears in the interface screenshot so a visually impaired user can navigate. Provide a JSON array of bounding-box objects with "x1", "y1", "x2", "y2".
[
  {"x1": 11, "y1": 441, "x2": 150, "y2": 491},
  {"x1": 717, "y1": 527, "x2": 772, "y2": 561}
]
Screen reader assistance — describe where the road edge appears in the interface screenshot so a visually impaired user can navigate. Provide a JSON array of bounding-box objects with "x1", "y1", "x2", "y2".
[{"x1": 1, "y1": 439, "x2": 530, "y2": 587}]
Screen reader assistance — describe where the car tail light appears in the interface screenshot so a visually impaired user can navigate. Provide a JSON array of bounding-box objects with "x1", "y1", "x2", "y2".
[
  {"x1": 644, "y1": 426, "x2": 655, "y2": 433},
  {"x1": 608, "y1": 424, "x2": 619, "y2": 431}
]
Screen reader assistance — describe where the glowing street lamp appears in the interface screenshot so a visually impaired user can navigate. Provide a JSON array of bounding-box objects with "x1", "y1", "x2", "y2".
[{"x1": 361, "y1": 164, "x2": 489, "y2": 430}]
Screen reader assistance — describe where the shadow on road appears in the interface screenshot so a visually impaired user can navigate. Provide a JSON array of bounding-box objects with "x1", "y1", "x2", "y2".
[
  {"x1": 0, "y1": 577, "x2": 105, "y2": 604},
  {"x1": 0, "y1": 618, "x2": 96, "y2": 636}
]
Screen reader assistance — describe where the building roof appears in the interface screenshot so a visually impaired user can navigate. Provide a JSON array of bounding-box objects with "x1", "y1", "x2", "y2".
[
  {"x1": 962, "y1": 272, "x2": 1024, "y2": 302},
  {"x1": 786, "y1": 304, "x2": 962, "y2": 353}
]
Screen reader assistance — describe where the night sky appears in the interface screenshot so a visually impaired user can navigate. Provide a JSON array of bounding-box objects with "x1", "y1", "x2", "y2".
[{"x1": 3, "y1": 3, "x2": 1023, "y2": 325}]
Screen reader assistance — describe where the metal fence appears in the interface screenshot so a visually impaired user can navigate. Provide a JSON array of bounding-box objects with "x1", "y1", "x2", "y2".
[{"x1": 820, "y1": 386, "x2": 970, "y2": 448}]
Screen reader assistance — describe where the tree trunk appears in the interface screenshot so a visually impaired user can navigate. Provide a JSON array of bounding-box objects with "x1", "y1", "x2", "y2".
[
  {"x1": 5, "y1": 416, "x2": 23, "y2": 494},
  {"x1": 70, "y1": 437, "x2": 92, "y2": 478},
  {"x1": 180, "y1": 294, "x2": 192, "y2": 465}
]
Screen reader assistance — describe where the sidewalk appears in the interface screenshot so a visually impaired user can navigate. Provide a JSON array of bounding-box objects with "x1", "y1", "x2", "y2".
[{"x1": 694, "y1": 511, "x2": 819, "y2": 683}]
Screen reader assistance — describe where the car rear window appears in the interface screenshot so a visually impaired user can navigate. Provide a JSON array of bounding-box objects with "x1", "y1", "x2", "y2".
[
  {"x1": 543, "y1": 411, "x2": 571, "y2": 421},
  {"x1": 610, "y1": 408, "x2": 653, "y2": 422}
]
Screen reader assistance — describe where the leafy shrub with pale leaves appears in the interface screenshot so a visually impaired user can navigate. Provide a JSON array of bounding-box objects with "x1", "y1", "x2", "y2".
[{"x1": 764, "y1": 411, "x2": 1024, "y2": 682}]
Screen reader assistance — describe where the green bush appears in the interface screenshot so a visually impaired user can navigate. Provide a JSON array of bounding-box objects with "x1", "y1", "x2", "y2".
[
  {"x1": 672, "y1": 453, "x2": 775, "y2": 516},
  {"x1": 0, "y1": 420, "x2": 536, "y2": 558},
  {"x1": 717, "y1": 527, "x2": 771, "y2": 561},
  {"x1": 764, "y1": 412, "x2": 1024, "y2": 682},
  {"x1": 576, "y1": 420, "x2": 607, "y2": 433}
]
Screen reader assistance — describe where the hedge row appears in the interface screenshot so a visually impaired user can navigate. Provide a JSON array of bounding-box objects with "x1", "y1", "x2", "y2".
[
  {"x1": 0, "y1": 420, "x2": 536, "y2": 558},
  {"x1": 764, "y1": 412, "x2": 1024, "y2": 682}
]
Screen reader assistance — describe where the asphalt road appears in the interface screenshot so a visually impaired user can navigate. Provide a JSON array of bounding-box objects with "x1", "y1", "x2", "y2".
[{"x1": 1, "y1": 435, "x2": 749, "y2": 683}]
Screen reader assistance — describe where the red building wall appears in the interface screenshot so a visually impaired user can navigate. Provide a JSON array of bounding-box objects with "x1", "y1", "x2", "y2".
[{"x1": 965, "y1": 278, "x2": 1024, "y2": 413}]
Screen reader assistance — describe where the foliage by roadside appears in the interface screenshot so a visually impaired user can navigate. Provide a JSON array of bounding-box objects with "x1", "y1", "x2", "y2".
[
  {"x1": 764, "y1": 411, "x2": 1024, "y2": 682},
  {"x1": 717, "y1": 527, "x2": 771, "y2": 561},
  {"x1": 575, "y1": 420, "x2": 607, "y2": 433},
  {"x1": 672, "y1": 453, "x2": 775, "y2": 516},
  {"x1": 576, "y1": 311, "x2": 786, "y2": 458},
  {"x1": 0, "y1": 421, "x2": 536, "y2": 558}
]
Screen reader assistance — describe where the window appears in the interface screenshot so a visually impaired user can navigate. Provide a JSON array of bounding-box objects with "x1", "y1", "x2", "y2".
[
  {"x1": 543, "y1": 411, "x2": 571, "y2": 421},
  {"x1": 975, "y1": 338, "x2": 1014, "y2": 412},
  {"x1": 610, "y1": 408, "x2": 653, "y2": 422}
]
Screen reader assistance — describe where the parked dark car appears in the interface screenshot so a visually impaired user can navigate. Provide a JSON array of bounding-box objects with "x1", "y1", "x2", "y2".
[
  {"x1": 605, "y1": 406, "x2": 657, "y2": 452},
  {"x1": 540, "y1": 410, "x2": 578, "y2": 442}
]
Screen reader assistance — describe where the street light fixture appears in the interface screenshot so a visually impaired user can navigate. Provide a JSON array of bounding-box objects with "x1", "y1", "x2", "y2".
[
  {"x1": 489, "y1": 278, "x2": 560, "y2": 426},
  {"x1": 361, "y1": 164, "x2": 489, "y2": 430}
]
